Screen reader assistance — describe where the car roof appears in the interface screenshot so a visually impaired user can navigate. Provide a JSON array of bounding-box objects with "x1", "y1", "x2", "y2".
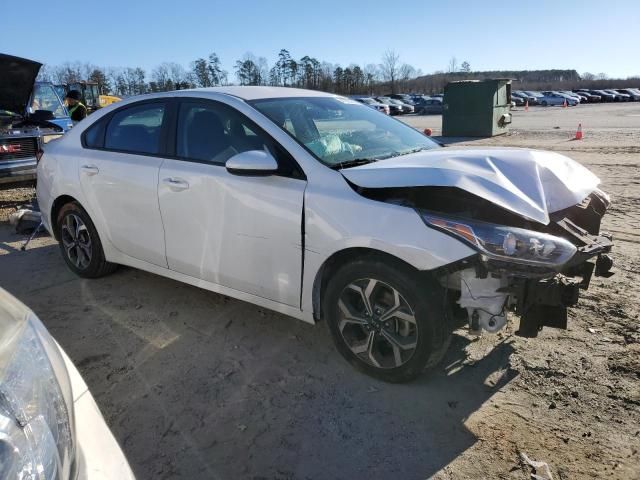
[{"x1": 176, "y1": 86, "x2": 336, "y2": 101}]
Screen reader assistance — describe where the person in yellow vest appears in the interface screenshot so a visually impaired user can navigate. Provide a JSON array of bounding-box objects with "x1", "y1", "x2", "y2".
[{"x1": 65, "y1": 90, "x2": 87, "y2": 123}]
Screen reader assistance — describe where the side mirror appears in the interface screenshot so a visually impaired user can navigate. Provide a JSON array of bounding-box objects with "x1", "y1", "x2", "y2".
[{"x1": 225, "y1": 149, "x2": 278, "y2": 176}]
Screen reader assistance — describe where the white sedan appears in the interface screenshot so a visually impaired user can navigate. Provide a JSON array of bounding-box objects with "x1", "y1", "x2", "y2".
[{"x1": 37, "y1": 87, "x2": 614, "y2": 382}]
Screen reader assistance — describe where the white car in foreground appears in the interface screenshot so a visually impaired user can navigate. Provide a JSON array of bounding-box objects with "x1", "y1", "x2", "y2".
[
  {"x1": 0, "y1": 287, "x2": 135, "y2": 479},
  {"x1": 36, "y1": 87, "x2": 614, "y2": 382}
]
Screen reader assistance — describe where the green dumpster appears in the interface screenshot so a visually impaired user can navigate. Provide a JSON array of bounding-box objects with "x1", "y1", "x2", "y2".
[{"x1": 442, "y1": 79, "x2": 513, "y2": 137}]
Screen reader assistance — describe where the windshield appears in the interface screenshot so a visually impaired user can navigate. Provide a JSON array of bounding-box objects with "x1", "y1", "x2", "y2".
[
  {"x1": 250, "y1": 96, "x2": 439, "y2": 167},
  {"x1": 31, "y1": 83, "x2": 67, "y2": 118}
]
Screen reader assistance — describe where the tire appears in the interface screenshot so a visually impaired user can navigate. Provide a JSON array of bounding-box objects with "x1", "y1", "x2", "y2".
[
  {"x1": 56, "y1": 201, "x2": 117, "y2": 278},
  {"x1": 323, "y1": 257, "x2": 452, "y2": 383},
  {"x1": 541, "y1": 100, "x2": 548, "y2": 106}
]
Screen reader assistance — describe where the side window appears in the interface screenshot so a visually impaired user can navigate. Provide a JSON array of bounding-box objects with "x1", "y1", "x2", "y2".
[
  {"x1": 83, "y1": 118, "x2": 106, "y2": 148},
  {"x1": 104, "y1": 103, "x2": 165, "y2": 154},
  {"x1": 176, "y1": 101, "x2": 304, "y2": 178}
]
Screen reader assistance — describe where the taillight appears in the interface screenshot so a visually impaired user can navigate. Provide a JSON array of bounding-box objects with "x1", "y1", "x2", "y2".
[{"x1": 36, "y1": 149, "x2": 44, "y2": 163}]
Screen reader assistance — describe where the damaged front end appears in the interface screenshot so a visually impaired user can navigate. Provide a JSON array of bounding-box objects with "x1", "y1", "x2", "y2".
[{"x1": 367, "y1": 186, "x2": 614, "y2": 338}]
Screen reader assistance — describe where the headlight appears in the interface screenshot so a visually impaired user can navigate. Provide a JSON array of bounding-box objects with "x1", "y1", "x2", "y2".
[
  {"x1": 421, "y1": 212, "x2": 577, "y2": 267},
  {"x1": 0, "y1": 297, "x2": 75, "y2": 480}
]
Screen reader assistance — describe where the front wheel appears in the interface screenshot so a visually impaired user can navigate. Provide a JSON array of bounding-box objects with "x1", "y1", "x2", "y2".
[
  {"x1": 323, "y1": 258, "x2": 451, "y2": 383},
  {"x1": 541, "y1": 100, "x2": 548, "y2": 106}
]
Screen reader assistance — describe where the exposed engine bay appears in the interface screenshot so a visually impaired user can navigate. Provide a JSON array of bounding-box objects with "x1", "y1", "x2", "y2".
[
  {"x1": 358, "y1": 185, "x2": 614, "y2": 338},
  {"x1": 0, "y1": 110, "x2": 63, "y2": 136}
]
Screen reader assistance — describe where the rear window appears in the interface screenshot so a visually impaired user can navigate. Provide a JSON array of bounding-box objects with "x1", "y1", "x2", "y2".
[{"x1": 104, "y1": 103, "x2": 165, "y2": 154}]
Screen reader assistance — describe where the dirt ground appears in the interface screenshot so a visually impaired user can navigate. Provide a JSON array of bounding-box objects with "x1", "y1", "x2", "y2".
[{"x1": 0, "y1": 103, "x2": 638, "y2": 479}]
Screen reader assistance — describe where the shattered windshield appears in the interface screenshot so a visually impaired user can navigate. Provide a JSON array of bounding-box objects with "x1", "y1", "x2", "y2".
[{"x1": 250, "y1": 97, "x2": 439, "y2": 167}]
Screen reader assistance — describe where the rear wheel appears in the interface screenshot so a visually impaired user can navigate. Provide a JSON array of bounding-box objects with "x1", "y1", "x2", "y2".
[
  {"x1": 323, "y1": 258, "x2": 451, "y2": 383},
  {"x1": 57, "y1": 202, "x2": 117, "y2": 278}
]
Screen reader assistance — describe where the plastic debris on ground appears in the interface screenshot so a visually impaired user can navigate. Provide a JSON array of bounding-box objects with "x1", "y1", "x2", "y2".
[{"x1": 519, "y1": 452, "x2": 554, "y2": 480}]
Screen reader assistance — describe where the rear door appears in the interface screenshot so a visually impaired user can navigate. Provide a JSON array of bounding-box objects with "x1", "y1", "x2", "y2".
[
  {"x1": 158, "y1": 99, "x2": 307, "y2": 307},
  {"x1": 79, "y1": 100, "x2": 169, "y2": 267}
]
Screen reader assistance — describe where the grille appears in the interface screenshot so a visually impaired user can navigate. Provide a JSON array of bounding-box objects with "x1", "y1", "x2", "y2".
[{"x1": 0, "y1": 137, "x2": 38, "y2": 162}]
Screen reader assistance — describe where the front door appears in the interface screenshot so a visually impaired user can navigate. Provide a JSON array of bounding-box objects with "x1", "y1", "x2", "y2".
[{"x1": 158, "y1": 99, "x2": 306, "y2": 307}]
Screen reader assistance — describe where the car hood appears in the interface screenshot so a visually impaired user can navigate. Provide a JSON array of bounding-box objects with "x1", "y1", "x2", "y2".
[
  {"x1": 340, "y1": 147, "x2": 600, "y2": 225},
  {"x1": 0, "y1": 53, "x2": 42, "y2": 115}
]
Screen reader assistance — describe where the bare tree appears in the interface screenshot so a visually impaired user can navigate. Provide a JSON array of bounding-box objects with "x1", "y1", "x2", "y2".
[
  {"x1": 380, "y1": 50, "x2": 401, "y2": 93},
  {"x1": 399, "y1": 64, "x2": 416, "y2": 80},
  {"x1": 581, "y1": 72, "x2": 595, "y2": 81},
  {"x1": 461, "y1": 61, "x2": 471, "y2": 73},
  {"x1": 447, "y1": 56, "x2": 458, "y2": 73},
  {"x1": 152, "y1": 63, "x2": 171, "y2": 90}
]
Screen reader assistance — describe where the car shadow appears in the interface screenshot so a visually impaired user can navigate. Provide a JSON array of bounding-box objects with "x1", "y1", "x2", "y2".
[{"x1": 0, "y1": 224, "x2": 518, "y2": 480}]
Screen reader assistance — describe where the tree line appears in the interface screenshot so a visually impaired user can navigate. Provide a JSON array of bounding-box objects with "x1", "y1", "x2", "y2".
[
  {"x1": 37, "y1": 51, "x2": 636, "y2": 98},
  {"x1": 36, "y1": 49, "x2": 422, "y2": 97}
]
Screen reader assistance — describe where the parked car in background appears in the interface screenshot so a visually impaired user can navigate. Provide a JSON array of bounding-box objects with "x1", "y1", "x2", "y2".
[
  {"x1": 523, "y1": 91, "x2": 546, "y2": 102},
  {"x1": 0, "y1": 53, "x2": 68, "y2": 188},
  {"x1": 616, "y1": 88, "x2": 640, "y2": 101},
  {"x1": 410, "y1": 94, "x2": 429, "y2": 104},
  {"x1": 386, "y1": 94, "x2": 415, "y2": 104},
  {"x1": 539, "y1": 91, "x2": 578, "y2": 106},
  {"x1": 0, "y1": 287, "x2": 135, "y2": 479},
  {"x1": 512, "y1": 91, "x2": 538, "y2": 105},
  {"x1": 387, "y1": 98, "x2": 414, "y2": 114},
  {"x1": 353, "y1": 96, "x2": 390, "y2": 114},
  {"x1": 418, "y1": 98, "x2": 444, "y2": 114},
  {"x1": 375, "y1": 97, "x2": 404, "y2": 115},
  {"x1": 37, "y1": 86, "x2": 615, "y2": 382},
  {"x1": 603, "y1": 89, "x2": 631, "y2": 101},
  {"x1": 511, "y1": 96, "x2": 525, "y2": 106},
  {"x1": 590, "y1": 90, "x2": 616, "y2": 102},
  {"x1": 411, "y1": 96, "x2": 431, "y2": 111},
  {"x1": 574, "y1": 90, "x2": 601, "y2": 102},
  {"x1": 543, "y1": 91, "x2": 580, "y2": 104},
  {"x1": 32, "y1": 82, "x2": 74, "y2": 131},
  {"x1": 560, "y1": 90, "x2": 586, "y2": 103}
]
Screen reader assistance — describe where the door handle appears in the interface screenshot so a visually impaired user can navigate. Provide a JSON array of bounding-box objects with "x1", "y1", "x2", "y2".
[
  {"x1": 162, "y1": 177, "x2": 190, "y2": 191},
  {"x1": 81, "y1": 165, "x2": 99, "y2": 176}
]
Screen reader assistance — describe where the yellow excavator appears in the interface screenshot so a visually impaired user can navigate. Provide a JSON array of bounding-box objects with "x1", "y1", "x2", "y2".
[{"x1": 59, "y1": 81, "x2": 121, "y2": 113}]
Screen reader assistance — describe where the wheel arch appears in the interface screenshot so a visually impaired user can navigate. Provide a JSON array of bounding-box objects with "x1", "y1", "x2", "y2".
[
  {"x1": 311, "y1": 247, "x2": 425, "y2": 322},
  {"x1": 50, "y1": 194, "x2": 81, "y2": 240}
]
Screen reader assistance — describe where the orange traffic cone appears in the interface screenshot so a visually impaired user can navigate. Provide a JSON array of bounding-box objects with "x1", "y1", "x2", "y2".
[
  {"x1": 525, "y1": 99, "x2": 529, "y2": 112},
  {"x1": 563, "y1": 99, "x2": 567, "y2": 108},
  {"x1": 575, "y1": 123, "x2": 583, "y2": 140}
]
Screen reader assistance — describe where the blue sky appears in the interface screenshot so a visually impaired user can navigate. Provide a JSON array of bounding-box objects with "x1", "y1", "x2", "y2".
[{"x1": 5, "y1": 0, "x2": 639, "y2": 79}]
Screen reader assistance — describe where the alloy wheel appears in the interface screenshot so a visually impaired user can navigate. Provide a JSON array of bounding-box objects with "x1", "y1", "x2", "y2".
[
  {"x1": 337, "y1": 278, "x2": 418, "y2": 369},
  {"x1": 61, "y1": 214, "x2": 92, "y2": 270}
]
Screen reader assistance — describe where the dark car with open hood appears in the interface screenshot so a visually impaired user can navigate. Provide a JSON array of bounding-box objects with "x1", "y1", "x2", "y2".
[{"x1": 0, "y1": 53, "x2": 71, "y2": 188}]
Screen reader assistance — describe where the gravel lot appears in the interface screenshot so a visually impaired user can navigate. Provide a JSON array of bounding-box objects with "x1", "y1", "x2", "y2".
[{"x1": 1, "y1": 102, "x2": 639, "y2": 479}]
